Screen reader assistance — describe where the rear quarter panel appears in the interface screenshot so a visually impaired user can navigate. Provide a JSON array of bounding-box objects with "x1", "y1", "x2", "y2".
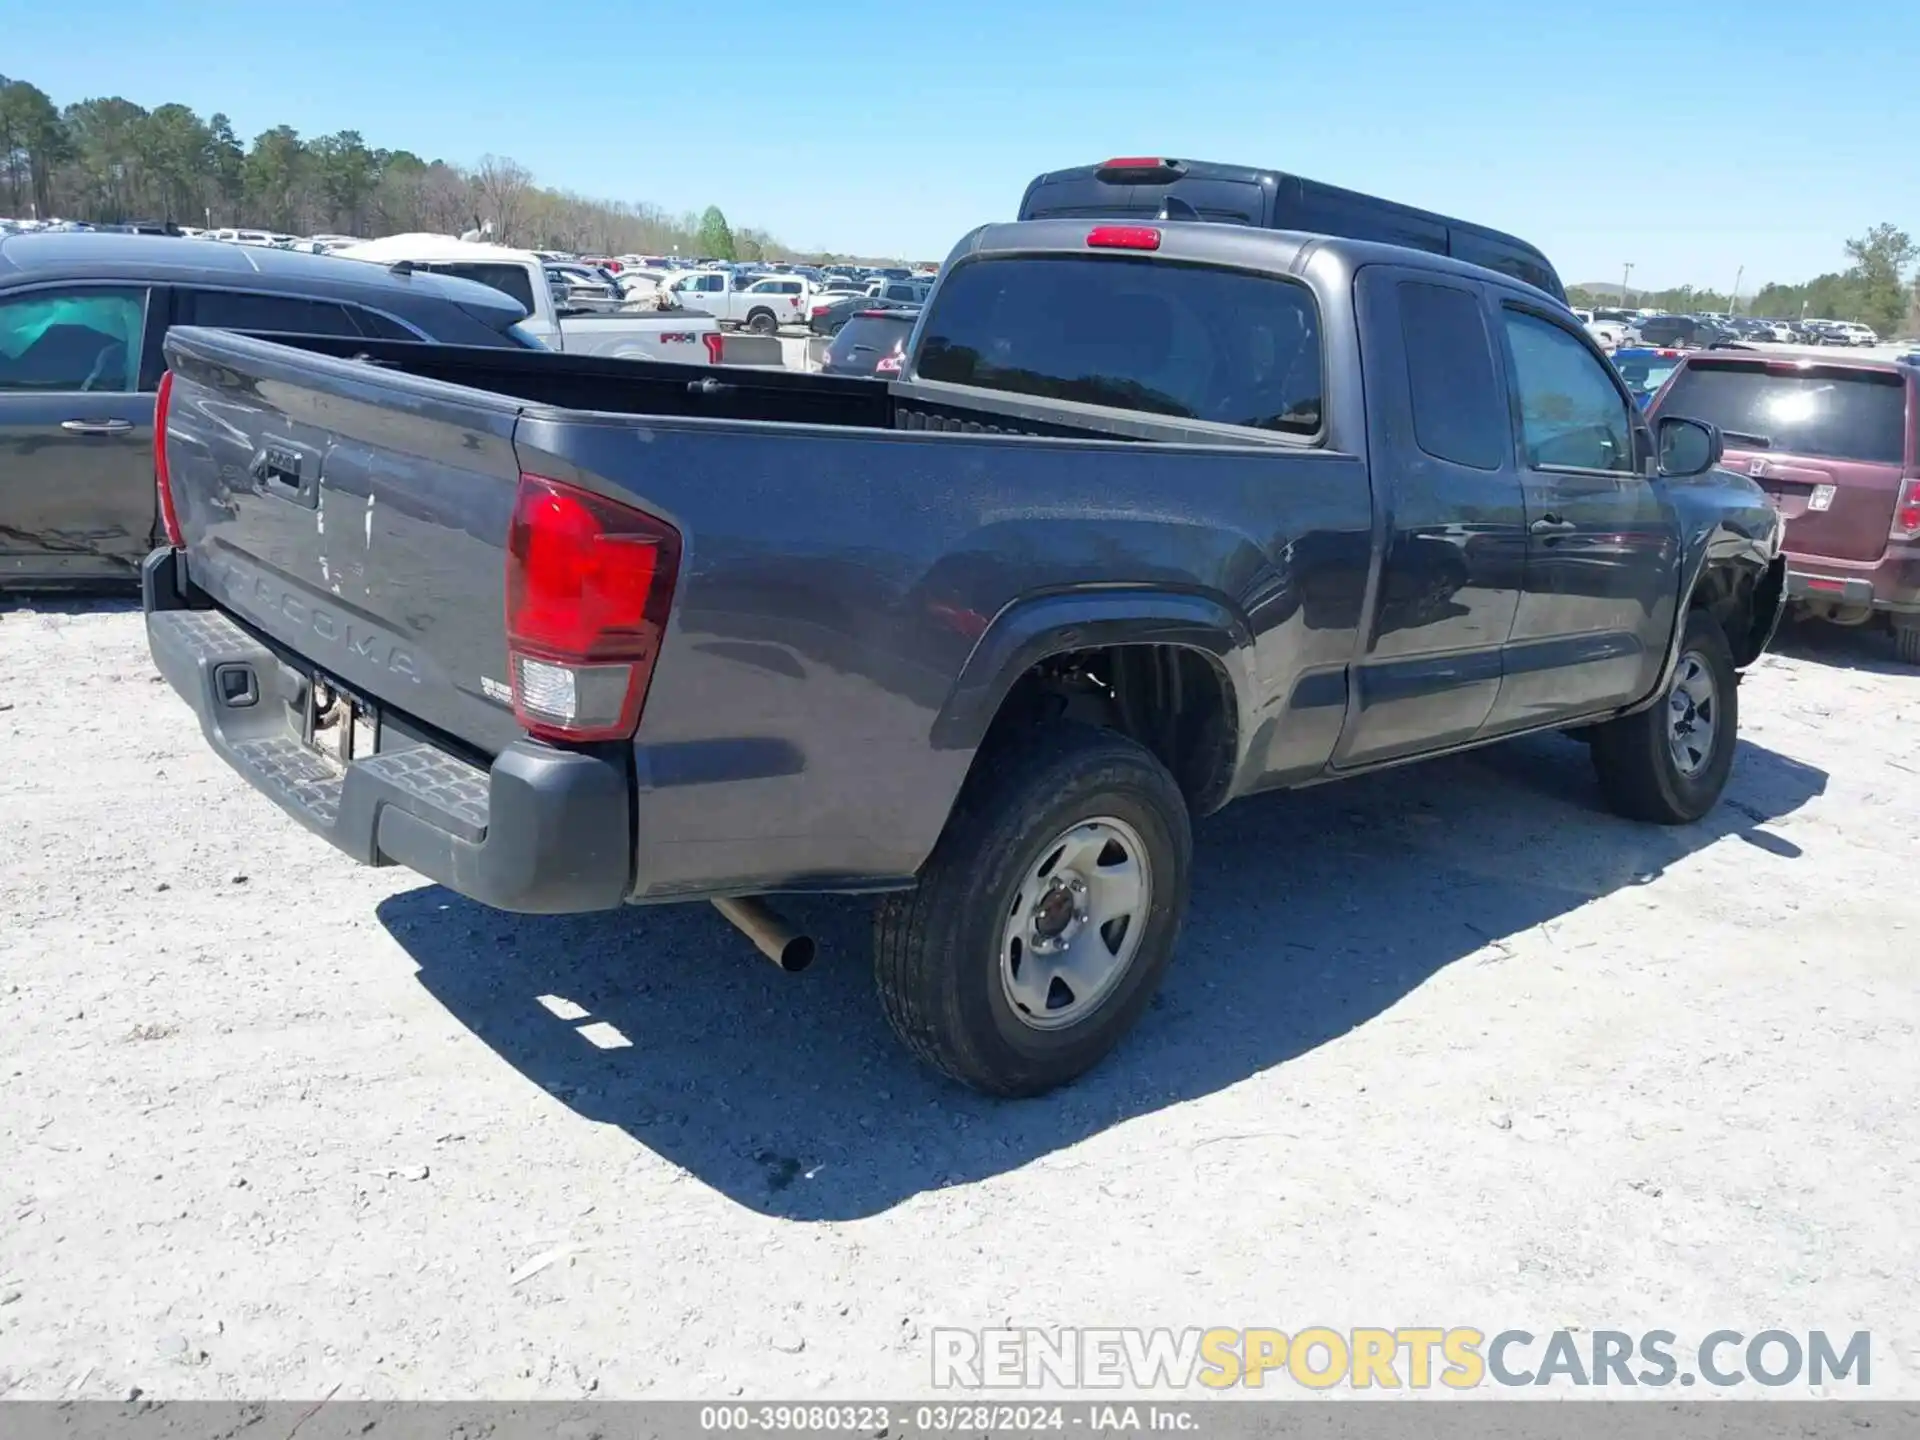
[{"x1": 512, "y1": 414, "x2": 1373, "y2": 898}]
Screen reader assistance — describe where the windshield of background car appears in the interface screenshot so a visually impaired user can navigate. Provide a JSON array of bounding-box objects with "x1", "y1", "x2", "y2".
[
  {"x1": 915, "y1": 255, "x2": 1323, "y2": 435},
  {"x1": 1659, "y1": 361, "x2": 1908, "y2": 464}
]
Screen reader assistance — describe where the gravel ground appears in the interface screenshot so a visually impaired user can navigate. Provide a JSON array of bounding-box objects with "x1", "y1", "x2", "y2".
[{"x1": 1, "y1": 600, "x2": 1915, "y2": 1401}]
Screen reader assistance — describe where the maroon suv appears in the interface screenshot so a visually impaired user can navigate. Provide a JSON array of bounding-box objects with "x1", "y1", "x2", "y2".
[{"x1": 1651, "y1": 352, "x2": 1920, "y2": 662}]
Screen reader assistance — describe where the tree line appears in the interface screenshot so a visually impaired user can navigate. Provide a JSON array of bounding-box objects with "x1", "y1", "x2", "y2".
[
  {"x1": 1569, "y1": 224, "x2": 1920, "y2": 338},
  {"x1": 0, "y1": 73, "x2": 849, "y2": 264},
  {"x1": 5, "y1": 72, "x2": 1911, "y2": 319}
]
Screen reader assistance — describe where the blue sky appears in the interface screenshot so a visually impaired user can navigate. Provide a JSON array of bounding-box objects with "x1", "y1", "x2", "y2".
[{"x1": 6, "y1": 0, "x2": 1916, "y2": 288}]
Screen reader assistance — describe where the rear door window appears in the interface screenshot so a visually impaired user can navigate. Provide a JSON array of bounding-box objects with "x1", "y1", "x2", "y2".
[
  {"x1": 0, "y1": 286, "x2": 147, "y2": 392},
  {"x1": 1658, "y1": 362, "x2": 1908, "y2": 464},
  {"x1": 1399, "y1": 280, "x2": 1506, "y2": 470},
  {"x1": 915, "y1": 255, "x2": 1323, "y2": 436},
  {"x1": 181, "y1": 289, "x2": 364, "y2": 337},
  {"x1": 352, "y1": 308, "x2": 426, "y2": 341}
]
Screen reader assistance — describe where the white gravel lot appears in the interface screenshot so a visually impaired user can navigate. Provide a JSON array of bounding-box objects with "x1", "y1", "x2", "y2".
[{"x1": 1, "y1": 599, "x2": 1915, "y2": 1402}]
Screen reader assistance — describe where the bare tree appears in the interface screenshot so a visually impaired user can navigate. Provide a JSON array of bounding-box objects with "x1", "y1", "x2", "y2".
[{"x1": 472, "y1": 153, "x2": 532, "y2": 244}]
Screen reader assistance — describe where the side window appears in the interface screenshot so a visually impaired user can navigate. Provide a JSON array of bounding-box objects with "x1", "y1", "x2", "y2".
[
  {"x1": 425, "y1": 263, "x2": 537, "y2": 315},
  {"x1": 1501, "y1": 309, "x2": 1633, "y2": 473},
  {"x1": 352, "y1": 308, "x2": 423, "y2": 341},
  {"x1": 0, "y1": 287, "x2": 146, "y2": 393},
  {"x1": 184, "y1": 290, "x2": 363, "y2": 337},
  {"x1": 1451, "y1": 232, "x2": 1556, "y2": 298},
  {"x1": 1398, "y1": 281, "x2": 1506, "y2": 470}
]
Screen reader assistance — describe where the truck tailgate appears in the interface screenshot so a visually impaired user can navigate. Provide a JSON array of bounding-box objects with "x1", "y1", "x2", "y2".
[{"x1": 160, "y1": 327, "x2": 524, "y2": 756}]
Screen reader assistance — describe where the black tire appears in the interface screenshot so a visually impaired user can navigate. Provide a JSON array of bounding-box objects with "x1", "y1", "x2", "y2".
[
  {"x1": 874, "y1": 725, "x2": 1191, "y2": 1097},
  {"x1": 1591, "y1": 608, "x2": 1738, "y2": 824},
  {"x1": 745, "y1": 308, "x2": 778, "y2": 335},
  {"x1": 1895, "y1": 622, "x2": 1920, "y2": 667}
]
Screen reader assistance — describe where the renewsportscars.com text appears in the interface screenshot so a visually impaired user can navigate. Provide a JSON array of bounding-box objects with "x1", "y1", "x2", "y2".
[{"x1": 931, "y1": 1327, "x2": 1872, "y2": 1391}]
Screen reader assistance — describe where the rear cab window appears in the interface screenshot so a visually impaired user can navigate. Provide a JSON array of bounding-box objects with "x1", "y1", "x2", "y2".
[
  {"x1": 914, "y1": 255, "x2": 1323, "y2": 436},
  {"x1": 1659, "y1": 361, "x2": 1909, "y2": 465}
]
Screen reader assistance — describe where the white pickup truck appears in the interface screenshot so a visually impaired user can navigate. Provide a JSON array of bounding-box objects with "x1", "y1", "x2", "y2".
[
  {"x1": 664, "y1": 270, "x2": 812, "y2": 334},
  {"x1": 335, "y1": 235, "x2": 727, "y2": 364}
]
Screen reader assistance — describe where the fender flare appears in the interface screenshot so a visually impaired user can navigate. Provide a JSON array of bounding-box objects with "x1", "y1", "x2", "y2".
[
  {"x1": 1632, "y1": 524, "x2": 1785, "y2": 715},
  {"x1": 929, "y1": 587, "x2": 1254, "y2": 751}
]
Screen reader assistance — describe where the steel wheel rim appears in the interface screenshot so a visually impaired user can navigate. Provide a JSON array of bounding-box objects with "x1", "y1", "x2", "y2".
[
  {"x1": 1666, "y1": 649, "x2": 1717, "y2": 777},
  {"x1": 999, "y1": 816, "x2": 1152, "y2": 1032}
]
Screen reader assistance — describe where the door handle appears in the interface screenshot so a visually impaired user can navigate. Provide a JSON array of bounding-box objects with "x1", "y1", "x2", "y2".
[
  {"x1": 60, "y1": 418, "x2": 134, "y2": 436},
  {"x1": 1530, "y1": 517, "x2": 1577, "y2": 536}
]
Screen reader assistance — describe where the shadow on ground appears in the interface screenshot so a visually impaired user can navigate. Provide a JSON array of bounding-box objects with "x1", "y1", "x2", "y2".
[
  {"x1": 1770, "y1": 617, "x2": 1914, "y2": 677},
  {"x1": 0, "y1": 593, "x2": 141, "y2": 617},
  {"x1": 379, "y1": 731, "x2": 1826, "y2": 1221}
]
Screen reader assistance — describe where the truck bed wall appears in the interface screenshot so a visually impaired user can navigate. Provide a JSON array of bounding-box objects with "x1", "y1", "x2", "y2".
[{"x1": 243, "y1": 334, "x2": 1316, "y2": 448}]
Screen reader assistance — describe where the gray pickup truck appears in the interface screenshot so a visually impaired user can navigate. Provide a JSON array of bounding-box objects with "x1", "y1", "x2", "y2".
[{"x1": 145, "y1": 218, "x2": 1786, "y2": 1095}]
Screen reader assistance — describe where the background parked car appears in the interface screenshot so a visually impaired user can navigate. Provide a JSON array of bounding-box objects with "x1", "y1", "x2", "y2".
[
  {"x1": 818, "y1": 307, "x2": 919, "y2": 376},
  {"x1": 1629, "y1": 314, "x2": 1732, "y2": 349},
  {"x1": 0, "y1": 230, "x2": 533, "y2": 589},
  {"x1": 1650, "y1": 350, "x2": 1920, "y2": 662},
  {"x1": 808, "y1": 291, "x2": 918, "y2": 337}
]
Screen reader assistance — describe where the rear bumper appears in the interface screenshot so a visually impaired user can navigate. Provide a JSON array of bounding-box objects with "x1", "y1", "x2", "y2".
[
  {"x1": 1785, "y1": 540, "x2": 1920, "y2": 616},
  {"x1": 144, "y1": 550, "x2": 633, "y2": 913}
]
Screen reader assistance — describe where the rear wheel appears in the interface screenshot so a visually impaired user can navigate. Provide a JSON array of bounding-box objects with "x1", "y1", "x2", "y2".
[
  {"x1": 1591, "y1": 609, "x2": 1739, "y2": 824},
  {"x1": 745, "y1": 308, "x2": 778, "y2": 335},
  {"x1": 873, "y1": 726, "x2": 1191, "y2": 1097},
  {"x1": 1895, "y1": 621, "x2": 1920, "y2": 666}
]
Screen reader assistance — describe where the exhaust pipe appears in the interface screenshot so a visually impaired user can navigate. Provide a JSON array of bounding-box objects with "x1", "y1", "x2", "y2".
[{"x1": 712, "y1": 896, "x2": 815, "y2": 974}]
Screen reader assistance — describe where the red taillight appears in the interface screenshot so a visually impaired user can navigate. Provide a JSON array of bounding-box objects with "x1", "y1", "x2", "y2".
[
  {"x1": 153, "y1": 369, "x2": 183, "y2": 547},
  {"x1": 1894, "y1": 478, "x2": 1920, "y2": 540},
  {"x1": 1094, "y1": 157, "x2": 1186, "y2": 184},
  {"x1": 702, "y1": 332, "x2": 724, "y2": 364},
  {"x1": 504, "y1": 474, "x2": 680, "y2": 743},
  {"x1": 1086, "y1": 225, "x2": 1161, "y2": 252},
  {"x1": 875, "y1": 352, "x2": 903, "y2": 375},
  {"x1": 810, "y1": 305, "x2": 831, "y2": 318}
]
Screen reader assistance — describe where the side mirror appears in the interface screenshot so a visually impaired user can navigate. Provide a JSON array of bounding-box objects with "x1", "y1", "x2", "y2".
[{"x1": 1657, "y1": 415, "x2": 1722, "y2": 478}]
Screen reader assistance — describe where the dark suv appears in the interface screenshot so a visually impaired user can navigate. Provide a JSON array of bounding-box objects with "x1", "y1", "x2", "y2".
[
  {"x1": 0, "y1": 231, "x2": 532, "y2": 588},
  {"x1": 1019, "y1": 156, "x2": 1567, "y2": 301},
  {"x1": 1632, "y1": 314, "x2": 1729, "y2": 349}
]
